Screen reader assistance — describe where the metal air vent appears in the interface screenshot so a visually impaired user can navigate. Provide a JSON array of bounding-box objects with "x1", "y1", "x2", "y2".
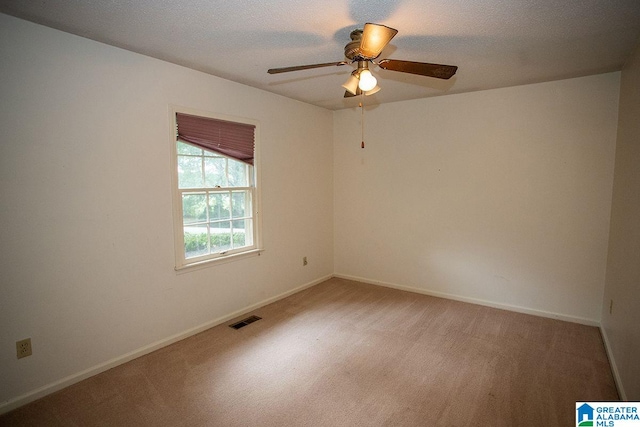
[{"x1": 229, "y1": 315, "x2": 262, "y2": 330}]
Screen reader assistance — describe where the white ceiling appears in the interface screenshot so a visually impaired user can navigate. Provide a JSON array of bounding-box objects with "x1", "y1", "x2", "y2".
[{"x1": 2, "y1": 0, "x2": 639, "y2": 110}]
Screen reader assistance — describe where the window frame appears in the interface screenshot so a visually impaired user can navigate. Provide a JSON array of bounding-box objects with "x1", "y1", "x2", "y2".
[{"x1": 170, "y1": 106, "x2": 262, "y2": 271}]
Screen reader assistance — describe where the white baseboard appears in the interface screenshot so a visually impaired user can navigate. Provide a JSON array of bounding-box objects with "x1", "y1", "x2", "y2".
[
  {"x1": 2, "y1": 273, "x2": 611, "y2": 414},
  {"x1": 0, "y1": 274, "x2": 331, "y2": 415},
  {"x1": 600, "y1": 326, "x2": 627, "y2": 400},
  {"x1": 333, "y1": 273, "x2": 600, "y2": 327}
]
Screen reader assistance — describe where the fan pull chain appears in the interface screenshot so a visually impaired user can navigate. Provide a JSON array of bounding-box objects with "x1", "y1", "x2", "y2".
[{"x1": 360, "y1": 98, "x2": 365, "y2": 148}]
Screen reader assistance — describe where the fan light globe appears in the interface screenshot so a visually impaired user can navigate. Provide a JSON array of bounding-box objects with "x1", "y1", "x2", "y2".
[
  {"x1": 342, "y1": 74, "x2": 360, "y2": 95},
  {"x1": 358, "y1": 70, "x2": 377, "y2": 92},
  {"x1": 365, "y1": 85, "x2": 381, "y2": 96}
]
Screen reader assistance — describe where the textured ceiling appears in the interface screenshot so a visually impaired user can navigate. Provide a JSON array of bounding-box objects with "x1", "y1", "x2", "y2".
[{"x1": 1, "y1": 0, "x2": 639, "y2": 110}]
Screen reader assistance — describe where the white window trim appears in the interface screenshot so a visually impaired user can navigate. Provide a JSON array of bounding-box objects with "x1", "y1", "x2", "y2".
[{"x1": 169, "y1": 106, "x2": 263, "y2": 271}]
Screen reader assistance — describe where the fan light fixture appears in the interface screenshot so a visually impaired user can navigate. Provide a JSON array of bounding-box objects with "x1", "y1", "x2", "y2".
[
  {"x1": 342, "y1": 72, "x2": 360, "y2": 94},
  {"x1": 358, "y1": 69, "x2": 377, "y2": 91},
  {"x1": 365, "y1": 84, "x2": 380, "y2": 95},
  {"x1": 342, "y1": 61, "x2": 380, "y2": 96},
  {"x1": 359, "y1": 23, "x2": 398, "y2": 59}
]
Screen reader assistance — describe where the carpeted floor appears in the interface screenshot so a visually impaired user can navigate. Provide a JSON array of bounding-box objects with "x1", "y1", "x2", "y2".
[{"x1": 0, "y1": 277, "x2": 618, "y2": 426}]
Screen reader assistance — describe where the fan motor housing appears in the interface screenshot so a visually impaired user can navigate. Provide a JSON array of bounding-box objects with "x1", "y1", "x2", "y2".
[{"x1": 344, "y1": 29, "x2": 363, "y2": 60}]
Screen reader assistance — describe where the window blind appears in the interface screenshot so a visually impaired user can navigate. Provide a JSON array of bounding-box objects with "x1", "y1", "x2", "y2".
[{"x1": 176, "y1": 113, "x2": 255, "y2": 165}]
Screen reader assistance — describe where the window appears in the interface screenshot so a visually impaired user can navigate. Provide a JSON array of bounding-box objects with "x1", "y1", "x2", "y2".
[{"x1": 171, "y1": 109, "x2": 261, "y2": 269}]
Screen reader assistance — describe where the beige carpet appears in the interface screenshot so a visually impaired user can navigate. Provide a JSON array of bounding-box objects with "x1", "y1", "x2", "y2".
[{"x1": 0, "y1": 277, "x2": 618, "y2": 426}]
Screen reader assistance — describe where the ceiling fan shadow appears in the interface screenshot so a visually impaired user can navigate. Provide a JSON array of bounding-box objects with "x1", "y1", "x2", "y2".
[
  {"x1": 395, "y1": 34, "x2": 500, "y2": 59},
  {"x1": 333, "y1": 25, "x2": 358, "y2": 43},
  {"x1": 347, "y1": 0, "x2": 403, "y2": 24},
  {"x1": 222, "y1": 30, "x2": 327, "y2": 49},
  {"x1": 379, "y1": 44, "x2": 397, "y2": 58},
  {"x1": 338, "y1": 96, "x2": 384, "y2": 112},
  {"x1": 266, "y1": 69, "x2": 352, "y2": 86}
]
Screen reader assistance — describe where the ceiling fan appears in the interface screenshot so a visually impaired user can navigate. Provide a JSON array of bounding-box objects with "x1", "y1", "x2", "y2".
[{"x1": 267, "y1": 23, "x2": 458, "y2": 98}]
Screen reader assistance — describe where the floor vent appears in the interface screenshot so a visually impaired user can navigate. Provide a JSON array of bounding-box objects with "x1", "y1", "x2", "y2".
[{"x1": 229, "y1": 315, "x2": 262, "y2": 330}]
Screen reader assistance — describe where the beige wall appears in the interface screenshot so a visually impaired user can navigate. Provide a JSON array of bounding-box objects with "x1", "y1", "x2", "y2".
[
  {"x1": 334, "y1": 73, "x2": 620, "y2": 324},
  {"x1": 602, "y1": 39, "x2": 640, "y2": 400},
  {"x1": 0, "y1": 13, "x2": 334, "y2": 408}
]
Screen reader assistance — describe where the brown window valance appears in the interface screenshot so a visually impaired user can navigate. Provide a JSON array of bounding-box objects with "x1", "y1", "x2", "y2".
[{"x1": 176, "y1": 113, "x2": 255, "y2": 165}]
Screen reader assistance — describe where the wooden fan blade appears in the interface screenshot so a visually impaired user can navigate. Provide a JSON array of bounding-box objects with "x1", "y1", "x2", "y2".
[
  {"x1": 378, "y1": 59, "x2": 458, "y2": 79},
  {"x1": 268, "y1": 61, "x2": 347, "y2": 74},
  {"x1": 359, "y1": 23, "x2": 398, "y2": 59}
]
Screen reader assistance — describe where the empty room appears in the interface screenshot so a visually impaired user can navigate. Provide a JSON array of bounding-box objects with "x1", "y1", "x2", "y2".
[{"x1": 1, "y1": 1, "x2": 639, "y2": 425}]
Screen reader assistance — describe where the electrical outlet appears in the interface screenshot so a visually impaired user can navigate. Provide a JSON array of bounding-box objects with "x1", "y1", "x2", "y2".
[
  {"x1": 609, "y1": 299, "x2": 613, "y2": 315},
  {"x1": 303, "y1": 256, "x2": 308, "y2": 266},
  {"x1": 16, "y1": 338, "x2": 32, "y2": 359}
]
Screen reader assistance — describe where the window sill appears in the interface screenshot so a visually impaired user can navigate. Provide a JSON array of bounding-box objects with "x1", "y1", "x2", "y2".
[{"x1": 174, "y1": 248, "x2": 263, "y2": 274}]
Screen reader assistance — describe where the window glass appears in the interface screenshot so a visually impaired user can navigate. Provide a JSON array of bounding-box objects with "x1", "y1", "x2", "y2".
[
  {"x1": 177, "y1": 143, "x2": 202, "y2": 156},
  {"x1": 173, "y1": 128, "x2": 259, "y2": 269},
  {"x1": 184, "y1": 224, "x2": 209, "y2": 259},
  {"x1": 228, "y1": 159, "x2": 247, "y2": 187},
  {"x1": 177, "y1": 155, "x2": 203, "y2": 189},
  {"x1": 204, "y1": 157, "x2": 226, "y2": 187},
  {"x1": 182, "y1": 193, "x2": 207, "y2": 224},
  {"x1": 209, "y1": 192, "x2": 230, "y2": 221}
]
